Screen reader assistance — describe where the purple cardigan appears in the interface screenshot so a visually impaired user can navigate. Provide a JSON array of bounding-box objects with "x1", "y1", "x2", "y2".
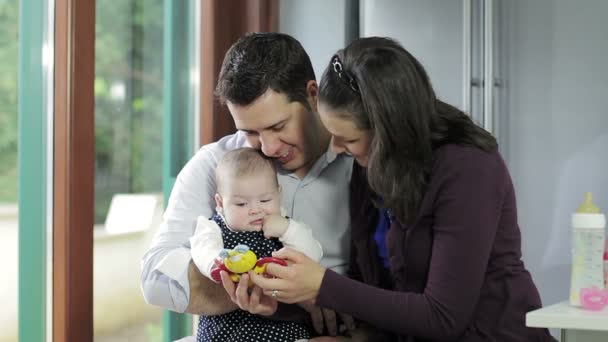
[{"x1": 316, "y1": 145, "x2": 555, "y2": 341}]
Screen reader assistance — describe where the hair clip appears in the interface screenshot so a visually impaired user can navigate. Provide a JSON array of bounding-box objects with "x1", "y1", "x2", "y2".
[
  {"x1": 331, "y1": 56, "x2": 360, "y2": 93},
  {"x1": 332, "y1": 57, "x2": 344, "y2": 74}
]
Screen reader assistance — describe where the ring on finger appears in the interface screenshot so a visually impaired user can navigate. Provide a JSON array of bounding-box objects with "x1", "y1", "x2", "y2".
[{"x1": 271, "y1": 289, "x2": 279, "y2": 298}]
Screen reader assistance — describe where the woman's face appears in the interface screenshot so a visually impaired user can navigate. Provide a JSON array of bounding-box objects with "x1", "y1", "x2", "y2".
[{"x1": 318, "y1": 102, "x2": 372, "y2": 167}]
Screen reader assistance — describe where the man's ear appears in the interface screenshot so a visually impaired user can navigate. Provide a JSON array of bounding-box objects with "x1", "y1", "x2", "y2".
[
  {"x1": 214, "y1": 193, "x2": 224, "y2": 212},
  {"x1": 306, "y1": 80, "x2": 319, "y2": 111}
]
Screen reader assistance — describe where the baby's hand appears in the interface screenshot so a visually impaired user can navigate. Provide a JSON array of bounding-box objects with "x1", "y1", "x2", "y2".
[{"x1": 262, "y1": 215, "x2": 289, "y2": 238}]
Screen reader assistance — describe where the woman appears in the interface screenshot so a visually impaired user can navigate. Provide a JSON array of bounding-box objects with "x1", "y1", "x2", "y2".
[{"x1": 246, "y1": 37, "x2": 555, "y2": 341}]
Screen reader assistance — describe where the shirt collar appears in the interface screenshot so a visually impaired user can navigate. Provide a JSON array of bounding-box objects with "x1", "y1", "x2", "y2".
[{"x1": 325, "y1": 144, "x2": 338, "y2": 164}]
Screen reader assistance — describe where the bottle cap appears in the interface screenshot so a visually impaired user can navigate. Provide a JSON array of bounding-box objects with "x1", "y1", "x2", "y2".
[
  {"x1": 576, "y1": 192, "x2": 601, "y2": 213},
  {"x1": 572, "y1": 192, "x2": 605, "y2": 229}
]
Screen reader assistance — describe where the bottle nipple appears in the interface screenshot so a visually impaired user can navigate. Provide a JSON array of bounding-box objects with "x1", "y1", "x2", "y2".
[{"x1": 576, "y1": 192, "x2": 601, "y2": 214}]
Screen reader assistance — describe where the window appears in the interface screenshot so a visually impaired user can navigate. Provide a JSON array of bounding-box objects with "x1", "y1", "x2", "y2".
[
  {"x1": 94, "y1": 0, "x2": 198, "y2": 339},
  {"x1": 94, "y1": 1, "x2": 165, "y2": 340},
  {"x1": 0, "y1": 0, "x2": 20, "y2": 340}
]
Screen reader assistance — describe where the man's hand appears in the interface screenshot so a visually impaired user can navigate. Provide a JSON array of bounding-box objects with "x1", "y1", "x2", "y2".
[
  {"x1": 309, "y1": 325, "x2": 379, "y2": 342},
  {"x1": 262, "y1": 215, "x2": 289, "y2": 238},
  {"x1": 299, "y1": 299, "x2": 335, "y2": 335},
  {"x1": 344, "y1": 324, "x2": 383, "y2": 342},
  {"x1": 184, "y1": 260, "x2": 238, "y2": 315},
  {"x1": 220, "y1": 271, "x2": 278, "y2": 316},
  {"x1": 298, "y1": 300, "x2": 355, "y2": 336}
]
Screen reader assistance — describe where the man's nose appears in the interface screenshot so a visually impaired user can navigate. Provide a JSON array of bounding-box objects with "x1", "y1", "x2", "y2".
[
  {"x1": 259, "y1": 132, "x2": 281, "y2": 157},
  {"x1": 246, "y1": 136, "x2": 262, "y2": 150}
]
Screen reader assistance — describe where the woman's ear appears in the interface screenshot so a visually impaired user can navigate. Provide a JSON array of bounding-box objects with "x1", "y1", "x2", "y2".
[{"x1": 214, "y1": 193, "x2": 224, "y2": 213}]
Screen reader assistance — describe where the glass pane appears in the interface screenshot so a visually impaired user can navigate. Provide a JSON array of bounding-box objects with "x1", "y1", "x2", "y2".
[
  {"x1": 94, "y1": 0, "x2": 164, "y2": 340},
  {"x1": 0, "y1": 0, "x2": 19, "y2": 340}
]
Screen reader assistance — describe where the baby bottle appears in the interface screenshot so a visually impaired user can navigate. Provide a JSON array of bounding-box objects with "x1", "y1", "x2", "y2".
[{"x1": 569, "y1": 192, "x2": 606, "y2": 306}]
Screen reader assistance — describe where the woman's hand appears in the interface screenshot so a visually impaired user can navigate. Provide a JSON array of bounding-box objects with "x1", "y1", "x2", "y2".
[
  {"x1": 249, "y1": 247, "x2": 326, "y2": 304},
  {"x1": 220, "y1": 271, "x2": 278, "y2": 316}
]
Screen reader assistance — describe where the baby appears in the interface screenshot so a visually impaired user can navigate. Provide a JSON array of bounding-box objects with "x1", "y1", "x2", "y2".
[{"x1": 190, "y1": 147, "x2": 323, "y2": 342}]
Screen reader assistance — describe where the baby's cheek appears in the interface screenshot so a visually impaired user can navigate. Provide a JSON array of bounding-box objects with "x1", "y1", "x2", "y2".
[
  {"x1": 226, "y1": 209, "x2": 247, "y2": 228},
  {"x1": 268, "y1": 203, "x2": 282, "y2": 215}
]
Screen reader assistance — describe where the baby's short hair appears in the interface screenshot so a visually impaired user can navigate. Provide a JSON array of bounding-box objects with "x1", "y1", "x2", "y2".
[{"x1": 215, "y1": 147, "x2": 278, "y2": 192}]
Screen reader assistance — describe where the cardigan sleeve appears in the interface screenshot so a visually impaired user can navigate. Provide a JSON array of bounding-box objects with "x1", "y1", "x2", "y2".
[{"x1": 316, "y1": 148, "x2": 507, "y2": 340}]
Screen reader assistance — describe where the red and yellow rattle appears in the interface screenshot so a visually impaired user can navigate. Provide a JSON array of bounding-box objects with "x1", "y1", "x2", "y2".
[{"x1": 210, "y1": 244, "x2": 287, "y2": 283}]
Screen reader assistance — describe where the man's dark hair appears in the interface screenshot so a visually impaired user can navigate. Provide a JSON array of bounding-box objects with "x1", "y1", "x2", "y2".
[{"x1": 215, "y1": 32, "x2": 316, "y2": 108}]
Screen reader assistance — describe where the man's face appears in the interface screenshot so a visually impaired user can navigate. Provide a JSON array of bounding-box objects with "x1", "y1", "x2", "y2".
[{"x1": 228, "y1": 87, "x2": 327, "y2": 178}]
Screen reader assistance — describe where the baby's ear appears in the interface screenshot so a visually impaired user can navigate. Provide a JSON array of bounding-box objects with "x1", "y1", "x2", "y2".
[{"x1": 214, "y1": 193, "x2": 224, "y2": 212}]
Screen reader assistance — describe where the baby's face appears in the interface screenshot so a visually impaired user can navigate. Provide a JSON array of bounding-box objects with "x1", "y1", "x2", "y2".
[{"x1": 217, "y1": 170, "x2": 281, "y2": 231}]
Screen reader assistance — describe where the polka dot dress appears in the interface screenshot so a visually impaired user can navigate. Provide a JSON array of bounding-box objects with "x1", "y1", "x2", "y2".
[{"x1": 196, "y1": 213, "x2": 311, "y2": 342}]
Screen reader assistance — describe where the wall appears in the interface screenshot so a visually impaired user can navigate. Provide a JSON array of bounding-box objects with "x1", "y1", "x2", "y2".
[
  {"x1": 279, "y1": 0, "x2": 347, "y2": 80},
  {"x1": 497, "y1": 0, "x2": 608, "y2": 308},
  {"x1": 361, "y1": 0, "x2": 464, "y2": 109}
]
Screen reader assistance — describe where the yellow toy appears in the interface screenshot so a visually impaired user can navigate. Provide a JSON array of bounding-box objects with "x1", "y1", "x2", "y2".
[{"x1": 210, "y1": 244, "x2": 287, "y2": 283}]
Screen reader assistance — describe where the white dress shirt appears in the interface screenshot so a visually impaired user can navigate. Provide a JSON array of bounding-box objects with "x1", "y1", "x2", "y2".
[{"x1": 140, "y1": 131, "x2": 353, "y2": 313}]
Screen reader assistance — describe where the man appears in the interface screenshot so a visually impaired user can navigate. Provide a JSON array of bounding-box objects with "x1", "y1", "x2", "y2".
[{"x1": 141, "y1": 32, "x2": 353, "y2": 339}]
